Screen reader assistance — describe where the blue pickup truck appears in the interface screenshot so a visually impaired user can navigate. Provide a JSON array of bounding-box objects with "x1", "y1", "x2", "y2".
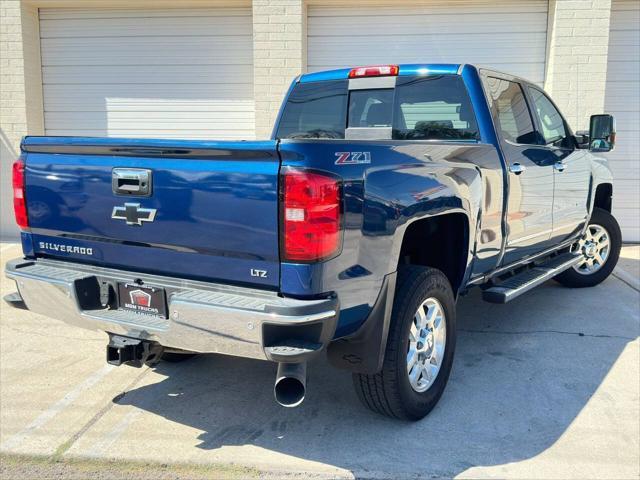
[{"x1": 6, "y1": 64, "x2": 621, "y2": 420}]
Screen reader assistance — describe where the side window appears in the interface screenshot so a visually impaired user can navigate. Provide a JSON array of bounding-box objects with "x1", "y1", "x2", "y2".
[
  {"x1": 527, "y1": 87, "x2": 571, "y2": 148},
  {"x1": 485, "y1": 77, "x2": 537, "y2": 145},
  {"x1": 276, "y1": 80, "x2": 347, "y2": 139},
  {"x1": 392, "y1": 75, "x2": 479, "y2": 141}
]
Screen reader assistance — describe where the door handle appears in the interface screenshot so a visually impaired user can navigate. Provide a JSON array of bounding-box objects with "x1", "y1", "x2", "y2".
[
  {"x1": 554, "y1": 161, "x2": 566, "y2": 172},
  {"x1": 112, "y1": 168, "x2": 152, "y2": 196},
  {"x1": 509, "y1": 163, "x2": 526, "y2": 175}
]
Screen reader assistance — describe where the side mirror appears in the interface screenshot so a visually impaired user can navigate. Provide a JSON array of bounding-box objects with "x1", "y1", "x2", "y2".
[
  {"x1": 589, "y1": 114, "x2": 616, "y2": 152},
  {"x1": 574, "y1": 130, "x2": 590, "y2": 149}
]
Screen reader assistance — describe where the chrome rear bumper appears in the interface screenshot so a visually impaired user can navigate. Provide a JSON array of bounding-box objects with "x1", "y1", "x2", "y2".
[{"x1": 5, "y1": 258, "x2": 338, "y2": 362}]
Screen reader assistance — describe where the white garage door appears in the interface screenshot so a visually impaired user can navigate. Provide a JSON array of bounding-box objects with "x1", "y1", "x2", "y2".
[
  {"x1": 605, "y1": 0, "x2": 640, "y2": 241},
  {"x1": 39, "y1": 8, "x2": 254, "y2": 140},
  {"x1": 307, "y1": 0, "x2": 548, "y2": 85}
]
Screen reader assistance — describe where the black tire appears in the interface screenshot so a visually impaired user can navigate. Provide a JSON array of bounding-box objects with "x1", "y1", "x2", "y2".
[
  {"x1": 554, "y1": 208, "x2": 622, "y2": 288},
  {"x1": 352, "y1": 266, "x2": 456, "y2": 420},
  {"x1": 160, "y1": 352, "x2": 197, "y2": 363}
]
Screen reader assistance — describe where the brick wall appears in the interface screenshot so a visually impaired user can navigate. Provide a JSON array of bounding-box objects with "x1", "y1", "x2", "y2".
[
  {"x1": 253, "y1": 0, "x2": 305, "y2": 139},
  {"x1": 0, "y1": 1, "x2": 33, "y2": 240},
  {"x1": 545, "y1": 0, "x2": 613, "y2": 132}
]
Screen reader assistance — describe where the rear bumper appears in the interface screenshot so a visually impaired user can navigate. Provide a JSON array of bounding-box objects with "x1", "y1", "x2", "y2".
[{"x1": 5, "y1": 258, "x2": 338, "y2": 362}]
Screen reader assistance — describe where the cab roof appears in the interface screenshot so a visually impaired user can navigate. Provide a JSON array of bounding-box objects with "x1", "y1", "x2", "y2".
[{"x1": 299, "y1": 64, "x2": 462, "y2": 83}]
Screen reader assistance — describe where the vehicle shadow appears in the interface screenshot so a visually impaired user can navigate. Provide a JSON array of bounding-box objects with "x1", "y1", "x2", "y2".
[{"x1": 116, "y1": 279, "x2": 639, "y2": 478}]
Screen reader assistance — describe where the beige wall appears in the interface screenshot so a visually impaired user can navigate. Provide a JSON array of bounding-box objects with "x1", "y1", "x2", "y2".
[
  {"x1": 544, "y1": 0, "x2": 613, "y2": 132},
  {"x1": 1, "y1": 0, "x2": 42, "y2": 240},
  {"x1": 0, "y1": 0, "x2": 624, "y2": 240},
  {"x1": 253, "y1": 0, "x2": 306, "y2": 138}
]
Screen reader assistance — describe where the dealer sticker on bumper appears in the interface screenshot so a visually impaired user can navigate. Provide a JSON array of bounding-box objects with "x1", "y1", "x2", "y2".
[{"x1": 117, "y1": 283, "x2": 167, "y2": 318}]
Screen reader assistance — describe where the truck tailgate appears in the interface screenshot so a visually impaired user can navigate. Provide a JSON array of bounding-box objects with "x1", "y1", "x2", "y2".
[{"x1": 21, "y1": 137, "x2": 280, "y2": 288}]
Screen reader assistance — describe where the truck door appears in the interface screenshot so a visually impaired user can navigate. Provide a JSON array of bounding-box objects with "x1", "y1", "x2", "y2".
[
  {"x1": 483, "y1": 75, "x2": 556, "y2": 265},
  {"x1": 525, "y1": 85, "x2": 590, "y2": 244}
]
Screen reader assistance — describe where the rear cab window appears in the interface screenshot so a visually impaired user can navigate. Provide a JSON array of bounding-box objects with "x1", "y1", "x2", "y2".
[{"x1": 276, "y1": 75, "x2": 480, "y2": 142}]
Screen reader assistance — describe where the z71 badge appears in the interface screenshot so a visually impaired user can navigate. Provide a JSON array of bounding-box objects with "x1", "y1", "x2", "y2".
[{"x1": 335, "y1": 152, "x2": 372, "y2": 165}]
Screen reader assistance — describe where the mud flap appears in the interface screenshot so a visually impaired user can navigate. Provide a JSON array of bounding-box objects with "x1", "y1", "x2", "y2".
[{"x1": 326, "y1": 272, "x2": 396, "y2": 374}]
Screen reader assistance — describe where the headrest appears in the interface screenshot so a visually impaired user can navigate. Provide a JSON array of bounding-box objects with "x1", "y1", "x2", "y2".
[{"x1": 365, "y1": 102, "x2": 391, "y2": 126}]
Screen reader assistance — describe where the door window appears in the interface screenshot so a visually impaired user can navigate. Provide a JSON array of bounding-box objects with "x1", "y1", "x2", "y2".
[
  {"x1": 392, "y1": 75, "x2": 479, "y2": 141},
  {"x1": 527, "y1": 87, "x2": 571, "y2": 148},
  {"x1": 485, "y1": 77, "x2": 537, "y2": 145}
]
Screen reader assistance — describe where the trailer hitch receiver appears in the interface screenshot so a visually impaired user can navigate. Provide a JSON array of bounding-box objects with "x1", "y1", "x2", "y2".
[{"x1": 106, "y1": 334, "x2": 163, "y2": 367}]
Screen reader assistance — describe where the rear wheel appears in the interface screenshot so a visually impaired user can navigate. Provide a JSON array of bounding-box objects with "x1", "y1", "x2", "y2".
[
  {"x1": 555, "y1": 208, "x2": 621, "y2": 288},
  {"x1": 352, "y1": 266, "x2": 456, "y2": 420}
]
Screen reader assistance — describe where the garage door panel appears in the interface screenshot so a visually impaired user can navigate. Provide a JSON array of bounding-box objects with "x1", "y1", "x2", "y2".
[
  {"x1": 308, "y1": 14, "x2": 546, "y2": 36},
  {"x1": 606, "y1": 141, "x2": 640, "y2": 162},
  {"x1": 41, "y1": 37, "x2": 252, "y2": 66},
  {"x1": 307, "y1": 2, "x2": 548, "y2": 85},
  {"x1": 604, "y1": 82, "x2": 640, "y2": 108},
  {"x1": 608, "y1": 5, "x2": 640, "y2": 30},
  {"x1": 39, "y1": 7, "x2": 251, "y2": 20},
  {"x1": 43, "y1": 65, "x2": 253, "y2": 85},
  {"x1": 43, "y1": 84, "x2": 252, "y2": 104},
  {"x1": 605, "y1": 0, "x2": 640, "y2": 241},
  {"x1": 609, "y1": 161, "x2": 640, "y2": 179},
  {"x1": 607, "y1": 57, "x2": 639, "y2": 72},
  {"x1": 40, "y1": 7, "x2": 254, "y2": 140},
  {"x1": 309, "y1": 3, "x2": 548, "y2": 17},
  {"x1": 613, "y1": 209, "x2": 640, "y2": 229},
  {"x1": 43, "y1": 98, "x2": 254, "y2": 113},
  {"x1": 40, "y1": 17, "x2": 251, "y2": 38}
]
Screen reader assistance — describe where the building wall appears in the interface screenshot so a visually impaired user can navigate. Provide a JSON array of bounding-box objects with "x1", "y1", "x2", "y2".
[
  {"x1": 1, "y1": 1, "x2": 42, "y2": 241},
  {"x1": 253, "y1": 0, "x2": 305, "y2": 138},
  {"x1": 0, "y1": 0, "x2": 633, "y2": 241},
  {"x1": 544, "y1": 0, "x2": 612, "y2": 132}
]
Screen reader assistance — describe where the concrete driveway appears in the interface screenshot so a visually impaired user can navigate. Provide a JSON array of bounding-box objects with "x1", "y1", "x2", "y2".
[{"x1": 1, "y1": 242, "x2": 638, "y2": 479}]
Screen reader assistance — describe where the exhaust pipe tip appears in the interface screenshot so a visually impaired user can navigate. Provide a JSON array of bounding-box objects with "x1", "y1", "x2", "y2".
[{"x1": 274, "y1": 362, "x2": 306, "y2": 408}]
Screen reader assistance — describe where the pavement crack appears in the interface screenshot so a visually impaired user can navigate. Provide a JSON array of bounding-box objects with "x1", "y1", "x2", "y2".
[
  {"x1": 612, "y1": 271, "x2": 640, "y2": 293},
  {"x1": 51, "y1": 367, "x2": 151, "y2": 461},
  {"x1": 458, "y1": 328, "x2": 637, "y2": 341}
]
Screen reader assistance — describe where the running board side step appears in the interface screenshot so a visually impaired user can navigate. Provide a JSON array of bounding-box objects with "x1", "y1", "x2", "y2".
[{"x1": 482, "y1": 253, "x2": 582, "y2": 304}]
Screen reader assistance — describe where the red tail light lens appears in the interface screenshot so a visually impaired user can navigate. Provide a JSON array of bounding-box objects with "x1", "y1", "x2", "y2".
[
  {"x1": 12, "y1": 158, "x2": 28, "y2": 229},
  {"x1": 348, "y1": 65, "x2": 399, "y2": 78},
  {"x1": 282, "y1": 169, "x2": 342, "y2": 262}
]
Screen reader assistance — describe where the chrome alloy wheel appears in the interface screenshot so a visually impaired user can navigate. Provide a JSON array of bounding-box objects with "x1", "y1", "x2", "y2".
[
  {"x1": 406, "y1": 297, "x2": 446, "y2": 393},
  {"x1": 572, "y1": 224, "x2": 611, "y2": 275}
]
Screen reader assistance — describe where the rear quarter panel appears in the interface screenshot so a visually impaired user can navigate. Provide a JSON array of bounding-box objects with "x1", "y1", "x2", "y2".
[{"x1": 279, "y1": 140, "x2": 503, "y2": 337}]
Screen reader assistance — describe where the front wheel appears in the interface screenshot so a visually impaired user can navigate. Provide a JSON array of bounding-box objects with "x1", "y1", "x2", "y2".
[
  {"x1": 353, "y1": 266, "x2": 456, "y2": 420},
  {"x1": 554, "y1": 207, "x2": 622, "y2": 288}
]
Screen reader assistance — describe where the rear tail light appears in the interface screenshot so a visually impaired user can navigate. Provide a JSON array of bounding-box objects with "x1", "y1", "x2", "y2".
[
  {"x1": 281, "y1": 168, "x2": 342, "y2": 262},
  {"x1": 12, "y1": 157, "x2": 28, "y2": 229},
  {"x1": 348, "y1": 65, "x2": 399, "y2": 78}
]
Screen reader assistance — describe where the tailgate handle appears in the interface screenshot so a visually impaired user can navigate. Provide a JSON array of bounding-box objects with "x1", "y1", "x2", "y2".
[{"x1": 112, "y1": 168, "x2": 152, "y2": 196}]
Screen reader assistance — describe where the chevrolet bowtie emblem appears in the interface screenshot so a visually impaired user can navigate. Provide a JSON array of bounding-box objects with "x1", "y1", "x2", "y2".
[{"x1": 111, "y1": 203, "x2": 157, "y2": 226}]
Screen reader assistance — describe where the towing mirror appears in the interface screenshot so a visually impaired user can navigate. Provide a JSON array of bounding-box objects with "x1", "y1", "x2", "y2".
[
  {"x1": 574, "y1": 130, "x2": 590, "y2": 149},
  {"x1": 589, "y1": 114, "x2": 616, "y2": 152}
]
